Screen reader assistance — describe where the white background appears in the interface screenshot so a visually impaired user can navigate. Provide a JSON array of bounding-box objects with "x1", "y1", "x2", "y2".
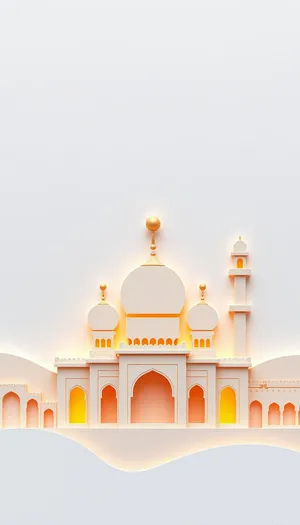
[
  {"x1": 1, "y1": 1, "x2": 300, "y2": 369},
  {"x1": 0, "y1": 3, "x2": 300, "y2": 522}
]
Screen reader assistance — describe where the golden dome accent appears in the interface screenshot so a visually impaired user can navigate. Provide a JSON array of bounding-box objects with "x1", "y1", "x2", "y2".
[
  {"x1": 199, "y1": 283, "x2": 206, "y2": 303},
  {"x1": 99, "y1": 283, "x2": 107, "y2": 302},
  {"x1": 144, "y1": 216, "x2": 162, "y2": 266},
  {"x1": 146, "y1": 216, "x2": 161, "y2": 232}
]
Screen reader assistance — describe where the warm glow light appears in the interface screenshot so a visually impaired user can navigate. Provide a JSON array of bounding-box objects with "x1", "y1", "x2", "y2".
[
  {"x1": 69, "y1": 387, "x2": 87, "y2": 424},
  {"x1": 220, "y1": 387, "x2": 236, "y2": 424}
]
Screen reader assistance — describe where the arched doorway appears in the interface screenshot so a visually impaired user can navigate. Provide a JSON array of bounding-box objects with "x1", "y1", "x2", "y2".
[
  {"x1": 44, "y1": 409, "x2": 54, "y2": 428},
  {"x1": 283, "y1": 403, "x2": 296, "y2": 425},
  {"x1": 69, "y1": 386, "x2": 87, "y2": 424},
  {"x1": 268, "y1": 403, "x2": 280, "y2": 425},
  {"x1": 2, "y1": 392, "x2": 21, "y2": 428},
  {"x1": 188, "y1": 385, "x2": 205, "y2": 423},
  {"x1": 131, "y1": 371, "x2": 174, "y2": 423},
  {"x1": 101, "y1": 385, "x2": 117, "y2": 423},
  {"x1": 26, "y1": 399, "x2": 38, "y2": 428},
  {"x1": 220, "y1": 387, "x2": 236, "y2": 424},
  {"x1": 249, "y1": 400, "x2": 262, "y2": 428}
]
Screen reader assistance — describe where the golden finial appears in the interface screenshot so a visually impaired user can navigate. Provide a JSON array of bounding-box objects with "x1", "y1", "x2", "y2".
[
  {"x1": 99, "y1": 283, "x2": 107, "y2": 303},
  {"x1": 144, "y1": 216, "x2": 162, "y2": 266},
  {"x1": 199, "y1": 283, "x2": 206, "y2": 303},
  {"x1": 239, "y1": 235, "x2": 242, "y2": 240}
]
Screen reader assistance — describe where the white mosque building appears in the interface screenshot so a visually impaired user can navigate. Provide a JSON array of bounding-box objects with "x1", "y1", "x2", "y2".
[{"x1": 0, "y1": 216, "x2": 300, "y2": 430}]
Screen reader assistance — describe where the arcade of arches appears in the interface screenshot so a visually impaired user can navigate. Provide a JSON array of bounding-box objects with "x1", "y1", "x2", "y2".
[
  {"x1": 249, "y1": 400, "x2": 300, "y2": 427},
  {"x1": 1, "y1": 391, "x2": 54, "y2": 428}
]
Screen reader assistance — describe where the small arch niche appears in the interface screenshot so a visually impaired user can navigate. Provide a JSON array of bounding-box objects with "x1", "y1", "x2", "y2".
[{"x1": 237, "y1": 258, "x2": 244, "y2": 268}]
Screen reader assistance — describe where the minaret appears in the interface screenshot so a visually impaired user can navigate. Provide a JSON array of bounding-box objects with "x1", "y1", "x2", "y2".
[{"x1": 228, "y1": 237, "x2": 251, "y2": 356}]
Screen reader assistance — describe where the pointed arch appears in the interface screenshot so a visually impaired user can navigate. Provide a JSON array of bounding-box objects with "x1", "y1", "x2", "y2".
[
  {"x1": 131, "y1": 370, "x2": 174, "y2": 423},
  {"x1": 134, "y1": 338, "x2": 140, "y2": 346},
  {"x1": 166, "y1": 338, "x2": 172, "y2": 346},
  {"x1": 43, "y1": 409, "x2": 54, "y2": 428},
  {"x1": 249, "y1": 400, "x2": 262, "y2": 428},
  {"x1": 107, "y1": 339, "x2": 111, "y2": 348},
  {"x1": 101, "y1": 385, "x2": 117, "y2": 423},
  {"x1": 206, "y1": 339, "x2": 211, "y2": 348},
  {"x1": 158, "y1": 338, "x2": 164, "y2": 346},
  {"x1": 101, "y1": 339, "x2": 106, "y2": 348},
  {"x1": 268, "y1": 403, "x2": 280, "y2": 425},
  {"x1": 2, "y1": 392, "x2": 20, "y2": 428},
  {"x1": 188, "y1": 385, "x2": 205, "y2": 423},
  {"x1": 142, "y1": 338, "x2": 148, "y2": 346},
  {"x1": 283, "y1": 403, "x2": 296, "y2": 425},
  {"x1": 26, "y1": 398, "x2": 39, "y2": 428},
  {"x1": 200, "y1": 339, "x2": 205, "y2": 348},
  {"x1": 128, "y1": 338, "x2": 132, "y2": 346},
  {"x1": 220, "y1": 386, "x2": 236, "y2": 424},
  {"x1": 194, "y1": 339, "x2": 199, "y2": 348},
  {"x1": 95, "y1": 339, "x2": 100, "y2": 348},
  {"x1": 150, "y1": 338, "x2": 156, "y2": 346},
  {"x1": 69, "y1": 386, "x2": 87, "y2": 424}
]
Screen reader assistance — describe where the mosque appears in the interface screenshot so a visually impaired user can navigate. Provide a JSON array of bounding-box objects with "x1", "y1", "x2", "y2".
[{"x1": 0, "y1": 216, "x2": 300, "y2": 430}]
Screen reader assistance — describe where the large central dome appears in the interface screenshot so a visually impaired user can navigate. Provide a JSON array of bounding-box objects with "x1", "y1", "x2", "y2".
[{"x1": 121, "y1": 264, "x2": 185, "y2": 315}]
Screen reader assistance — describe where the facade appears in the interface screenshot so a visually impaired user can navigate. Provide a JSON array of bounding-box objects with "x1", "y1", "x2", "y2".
[{"x1": 53, "y1": 217, "x2": 255, "y2": 429}]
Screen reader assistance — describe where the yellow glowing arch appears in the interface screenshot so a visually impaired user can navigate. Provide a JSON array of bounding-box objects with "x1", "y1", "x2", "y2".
[
  {"x1": 69, "y1": 386, "x2": 87, "y2": 424},
  {"x1": 220, "y1": 386, "x2": 236, "y2": 424}
]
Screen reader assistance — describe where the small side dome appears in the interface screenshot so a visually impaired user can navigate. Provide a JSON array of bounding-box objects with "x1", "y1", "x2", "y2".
[
  {"x1": 187, "y1": 284, "x2": 218, "y2": 331},
  {"x1": 88, "y1": 284, "x2": 119, "y2": 331},
  {"x1": 188, "y1": 303, "x2": 218, "y2": 331},
  {"x1": 88, "y1": 304, "x2": 119, "y2": 331},
  {"x1": 233, "y1": 237, "x2": 247, "y2": 253}
]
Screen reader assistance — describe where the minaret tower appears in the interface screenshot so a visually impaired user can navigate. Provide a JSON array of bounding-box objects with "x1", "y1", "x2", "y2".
[{"x1": 228, "y1": 237, "x2": 251, "y2": 356}]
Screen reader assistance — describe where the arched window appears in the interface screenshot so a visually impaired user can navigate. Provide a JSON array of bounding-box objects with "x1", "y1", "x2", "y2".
[
  {"x1": 200, "y1": 339, "x2": 205, "y2": 348},
  {"x1": 283, "y1": 403, "x2": 296, "y2": 425},
  {"x1": 69, "y1": 386, "x2": 87, "y2": 424},
  {"x1": 174, "y1": 338, "x2": 178, "y2": 346},
  {"x1": 95, "y1": 339, "x2": 100, "y2": 348},
  {"x1": 188, "y1": 385, "x2": 205, "y2": 423},
  {"x1": 150, "y1": 338, "x2": 156, "y2": 346},
  {"x1": 249, "y1": 400, "x2": 262, "y2": 428},
  {"x1": 220, "y1": 387, "x2": 236, "y2": 424},
  {"x1": 107, "y1": 339, "x2": 111, "y2": 348},
  {"x1": 128, "y1": 338, "x2": 132, "y2": 346},
  {"x1": 166, "y1": 338, "x2": 172, "y2": 346},
  {"x1": 237, "y1": 258, "x2": 244, "y2": 268},
  {"x1": 131, "y1": 371, "x2": 174, "y2": 423},
  {"x1": 142, "y1": 338, "x2": 148, "y2": 346},
  {"x1": 268, "y1": 403, "x2": 280, "y2": 425},
  {"x1": 101, "y1": 339, "x2": 106, "y2": 348},
  {"x1": 206, "y1": 339, "x2": 211, "y2": 348},
  {"x1": 158, "y1": 338, "x2": 164, "y2": 346},
  {"x1": 134, "y1": 338, "x2": 140, "y2": 346},
  {"x1": 194, "y1": 339, "x2": 199, "y2": 348},
  {"x1": 101, "y1": 385, "x2": 117, "y2": 423},
  {"x1": 2, "y1": 392, "x2": 20, "y2": 428},
  {"x1": 26, "y1": 399, "x2": 39, "y2": 428},
  {"x1": 44, "y1": 409, "x2": 54, "y2": 428}
]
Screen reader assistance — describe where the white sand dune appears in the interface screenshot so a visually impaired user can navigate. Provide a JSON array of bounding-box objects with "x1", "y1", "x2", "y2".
[{"x1": 0, "y1": 430, "x2": 298, "y2": 525}]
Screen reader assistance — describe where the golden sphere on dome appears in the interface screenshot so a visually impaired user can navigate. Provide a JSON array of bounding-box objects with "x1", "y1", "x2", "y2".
[
  {"x1": 146, "y1": 216, "x2": 161, "y2": 232},
  {"x1": 199, "y1": 283, "x2": 206, "y2": 292},
  {"x1": 100, "y1": 284, "x2": 107, "y2": 292}
]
